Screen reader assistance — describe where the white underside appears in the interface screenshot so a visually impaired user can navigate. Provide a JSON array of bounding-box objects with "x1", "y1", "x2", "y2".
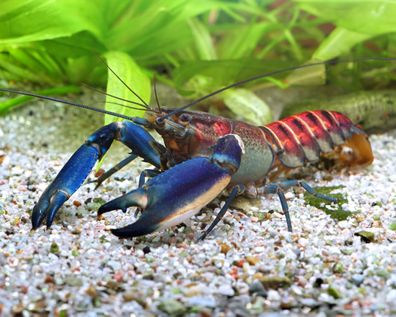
[{"x1": 159, "y1": 208, "x2": 202, "y2": 230}]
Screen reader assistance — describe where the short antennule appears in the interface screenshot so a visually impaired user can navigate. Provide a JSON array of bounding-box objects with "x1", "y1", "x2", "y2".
[
  {"x1": 98, "y1": 56, "x2": 150, "y2": 108},
  {"x1": 153, "y1": 76, "x2": 162, "y2": 112},
  {"x1": 164, "y1": 56, "x2": 396, "y2": 119},
  {"x1": 81, "y1": 82, "x2": 149, "y2": 109}
]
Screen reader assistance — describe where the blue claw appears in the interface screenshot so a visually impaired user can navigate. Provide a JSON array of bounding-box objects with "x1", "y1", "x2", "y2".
[
  {"x1": 101, "y1": 134, "x2": 244, "y2": 238},
  {"x1": 32, "y1": 144, "x2": 99, "y2": 228},
  {"x1": 111, "y1": 214, "x2": 159, "y2": 238},
  {"x1": 33, "y1": 120, "x2": 164, "y2": 229},
  {"x1": 98, "y1": 188, "x2": 147, "y2": 216}
]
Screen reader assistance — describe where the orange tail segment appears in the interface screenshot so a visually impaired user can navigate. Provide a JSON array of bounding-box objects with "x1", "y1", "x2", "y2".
[
  {"x1": 263, "y1": 110, "x2": 373, "y2": 169},
  {"x1": 338, "y1": 133, "x2": 374, "y2": 166}
]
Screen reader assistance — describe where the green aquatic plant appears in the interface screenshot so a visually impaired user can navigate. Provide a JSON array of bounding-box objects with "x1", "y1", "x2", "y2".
[{"x1": 0, "y1": 0, "x2": 395, "y2": 124}]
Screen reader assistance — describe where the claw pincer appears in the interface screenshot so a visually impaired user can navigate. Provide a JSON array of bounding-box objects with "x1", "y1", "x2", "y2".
[
  {"x1": 32, "y1": 121, "x2": 163, "y2": 229},
  {"x1": 98, "y1": 134, "x2": 244, "y2": 238}
]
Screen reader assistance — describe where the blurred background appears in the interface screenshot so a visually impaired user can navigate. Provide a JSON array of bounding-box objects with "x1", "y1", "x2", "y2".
[{"x1": 0, "y1": 0, "x2": 395, "y2": 127}]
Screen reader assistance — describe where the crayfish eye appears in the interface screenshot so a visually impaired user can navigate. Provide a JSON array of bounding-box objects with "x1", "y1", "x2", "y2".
[
  {"x1": 155, "y1": 117, "x2": 165, "y2": 126},
  {"x1": 179, "y1": 113, "x2": 191, "y2": 124}
]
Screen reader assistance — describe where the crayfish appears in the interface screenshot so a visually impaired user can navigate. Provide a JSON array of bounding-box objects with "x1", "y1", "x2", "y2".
[{"x1": 0, "y1": 59, "x2": 379, "y2": 240}]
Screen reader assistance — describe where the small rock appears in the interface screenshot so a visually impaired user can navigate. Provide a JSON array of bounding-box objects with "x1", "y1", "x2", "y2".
[
  {"x1": 158, "y1": 299, "x2": 186, "y2": 316},
  {"x1": 187, "y1": 296, "x2": 216, "y2": 308},
  {"x1": 248, "y1": 297, "x2": 266, "y2": 314},
  {"x1": 280, "y1": 296, "x2": 297, "y2": 309},
  {"x1": 267, "y1": 290, "x2": 281, "y2": 301},
  {"x1": 246, "y1": 255, "x2": 260, "y2": 265},
  {"x1": 64, "y1": 276, "x2": 83, "y2": 287},
  {"x1": 338, "y1": 221, "x2": 350, "y2": 229},
  {"x1": 313, "y1": 277, "x2": 324, "y2": 288},
  {"x1": 75, "y1": 297, "x2": 91, "y2": 312},
  {"x1": 85, "y1": 285, "x2": 98, "y2": 298},
  {"x1": 93, "y1": 197, "x2": 106, "y2": 205},
  {"x1": 351, "y1": 274, "x2": 364, "y2": 286},
  {"x1": 386, "y1": 289, "x2": 396, "y2": 305},
  {"x1": 12, "y1": 303, "x2": 24, "y2": 315},
  {"x1": 219, "y1": 242, "x2": 231, "y2": 254},
  {"x1": 106, "y1": 280, "x2": 123, "y2": 292},
  {"x1": 71, "y1": 227, "x2": 82, "y2": 235},
  {"x1": 95, "y1": 168, "x2": 105, "y2": 178},
  {"x1": 44, "y1": 275, "x2": 55, "y2": 284},
  {"x1": 258, "y1": 276, "x2": 291, "y2": 289},
  {"x1": 249, "y1": 281, "x2": 268, "y2": 297},
  {"x1": 123, "y1": 291, "x2": 137, "y2": 302},
  {"x1": 49, "y1": 242, "x2": 60, "y2": 255},
  {"x1": 228, "y1": 296, "x2": 250, "y2": 317},
  {"x1": 300, "y1": 298, "x2": 319, "y2": 308},
  {"x1": 333, "y1": 262, "x2": 344, "y2": 273},
  {"x1": 218, "y1": 285, "x2": 235, "y2": 296},
  {"x1": 354, "y1": 230, "x2": 375, "y2": 243},
  {"x1": 327, "y1": 285, "x2": 342, "y2": 299}
]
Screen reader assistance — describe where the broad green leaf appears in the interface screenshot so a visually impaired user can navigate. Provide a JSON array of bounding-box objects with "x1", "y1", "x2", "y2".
[
  {"x1": 285, "y1": 60, "x2": 326, "y2": 86},
  {"x1": 218, "y1": 22, "x2": 272, "y2": 59},
  {"x1": 189, "y1": 18, "x2": 217, "y2": 60},
  {"x1": 0, "y1": 54, "x2": 43, "y2": 82},
  {"x1": 172, "y1": 59, "x2": 289, "y2": 97},
  {"x1": 313, "y1": 27, "x2": 372, "y2": 61},
  {"x1": 296, "y1": 0, "x2": 396, "y2": 62},
  {"x1": 223, "y1": 88, "x2": 272, "y2": 125},
  {"x1": 41, "y1": 32, "x2": 107, "y2": 59},
  {"x1": 104, "y1": 51, "x2": 151, "y2": 125},
  {"x1": 0, "y1": 0, "x2": 103, "y2": 44},
  {"x1": 295, "y1": 0, "x2": 396, "y2": 36},
  {"x1": 106, "y1": 0, "x2": 220, "y2": 55}
]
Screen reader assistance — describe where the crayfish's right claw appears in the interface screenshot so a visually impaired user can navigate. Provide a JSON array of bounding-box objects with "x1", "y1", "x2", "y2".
[{"x1": 32, "y1": 120, "x2": 165, "y2": 229}]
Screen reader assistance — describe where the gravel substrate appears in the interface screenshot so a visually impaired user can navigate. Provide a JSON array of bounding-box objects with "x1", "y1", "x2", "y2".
[{"x1": 0, "y1": 96, "x2": 396, "y2": 316}]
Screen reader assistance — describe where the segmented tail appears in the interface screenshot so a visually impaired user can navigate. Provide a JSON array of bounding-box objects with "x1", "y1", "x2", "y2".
[{"x1": 262, "y1": 110, "x2": 373, "y2": 168}]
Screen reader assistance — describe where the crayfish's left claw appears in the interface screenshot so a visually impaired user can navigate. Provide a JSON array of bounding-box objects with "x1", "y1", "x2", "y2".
[
  {"x1": 97, "y1": 187, "x2": 160, "y2": 237},
  {"x1": 111, "y1": 212, "x2": 160, "y2": 238},
  {"x1": 98, "y1": 188, "x2": 147, "y2": 215},
  {"x1": 104, "y1": 134, "x2": 245, "y2": 239}
]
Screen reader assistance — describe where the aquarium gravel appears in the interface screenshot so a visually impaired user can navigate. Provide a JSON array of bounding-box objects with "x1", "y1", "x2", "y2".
[{"x1": 0, "y1": 98, "x2": 396, "y2": 316}]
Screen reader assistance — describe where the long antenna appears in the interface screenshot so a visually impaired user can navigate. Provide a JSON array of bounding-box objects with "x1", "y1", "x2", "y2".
[
  {"x1": 0, "y1": 88, "x2": 136, "y2": 121},
  {"x1": 163, "y1": 56, "x2": 396, "y2": 119}
]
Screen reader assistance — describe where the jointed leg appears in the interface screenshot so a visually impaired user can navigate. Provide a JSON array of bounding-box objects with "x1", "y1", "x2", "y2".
[
  {"x1": 138, "y1": 169, "x2": 160, "y2": 187},
  {"x1": 92, "y1": 154, "x2": 137, "y2": 189},
  {"x1": 276, "y1": 189, "x2": 292, "y2": 232},
  {"x1": 198, "y1": 184, "x2": 244, "y2": 241},
  {"x1": 259, "y1": 179, "x2": 337, "y2": 232}
]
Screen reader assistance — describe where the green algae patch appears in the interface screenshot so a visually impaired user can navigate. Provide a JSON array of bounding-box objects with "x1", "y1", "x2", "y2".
[
  {"x1": 303, "y1": 185, "x2": 352, "y2": 221},
  {"x1": 389, "y1": 222, "x2": 396, "y2": 231}
]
